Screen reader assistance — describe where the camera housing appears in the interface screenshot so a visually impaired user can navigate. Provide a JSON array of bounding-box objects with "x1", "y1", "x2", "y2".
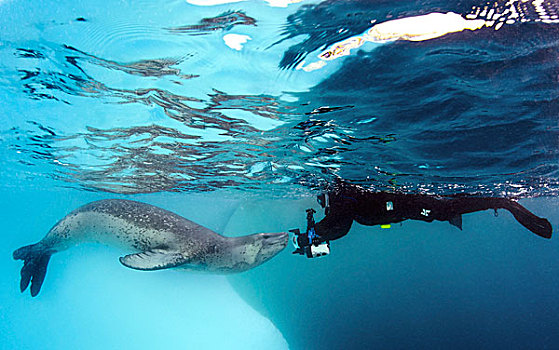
[
  {"x1": 290, "y1": 208, "x2": 331, "y2": 258},
  {"x1": 310, "y1": 242, "x2": 330, "y2": 258}
]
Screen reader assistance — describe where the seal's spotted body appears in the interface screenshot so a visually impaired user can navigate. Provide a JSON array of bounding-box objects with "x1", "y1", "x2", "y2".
[{"x1": 13, "y1": 199, "x2": 288, "y2": 297}]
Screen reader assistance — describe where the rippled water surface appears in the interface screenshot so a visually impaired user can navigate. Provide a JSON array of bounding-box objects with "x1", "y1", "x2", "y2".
[{"x1": 1, "y1": 0, "x2": 557, "y2": 196}]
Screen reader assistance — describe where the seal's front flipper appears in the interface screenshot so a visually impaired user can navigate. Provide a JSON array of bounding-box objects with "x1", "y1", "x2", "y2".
[{"x1": 119, "y1": 249, "x2": 190, "y2": 271}]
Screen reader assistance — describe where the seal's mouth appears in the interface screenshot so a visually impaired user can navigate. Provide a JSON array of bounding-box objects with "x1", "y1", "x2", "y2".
[
  {"x1": 256, "y1": 232, "x2": 289, "y2": 258},
  {"x1": 261, "y1": 232, "x2": 289, "y2": 248},
  {"x1": 238, "y1": 232, "x2": 288, "y2": 269}
]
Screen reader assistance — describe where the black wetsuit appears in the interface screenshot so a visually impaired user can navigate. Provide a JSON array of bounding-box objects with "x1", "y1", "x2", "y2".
[{"x1": 314, "y1": 183, "x2": 552, "y2": 241}]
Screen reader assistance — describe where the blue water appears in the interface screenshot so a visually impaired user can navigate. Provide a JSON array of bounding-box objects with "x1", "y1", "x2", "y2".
[{"x1": 1, "y1": 0, "x2": 558, "y2": 349}]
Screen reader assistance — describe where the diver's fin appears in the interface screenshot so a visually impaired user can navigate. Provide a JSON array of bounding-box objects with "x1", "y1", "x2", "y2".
[
  {"x1": 506, "y1": 201, "x2": 552, "y2": 239},
  {"x1": 119, "y1": 249, "x2": 189, "y2": 271},
  {"x1": 449, "y1": 215, "x2": 462, "y2": 230}
]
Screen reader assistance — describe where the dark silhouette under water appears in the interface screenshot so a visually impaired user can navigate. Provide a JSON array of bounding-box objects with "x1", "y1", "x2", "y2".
[{"x1": 309, "y1": 182, "x2": 552, "y2": 248}]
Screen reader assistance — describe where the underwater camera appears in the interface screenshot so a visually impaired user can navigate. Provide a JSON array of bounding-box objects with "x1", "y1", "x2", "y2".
[{"x1": 290, "y1": 208, "x2": 330, "y2": 258}]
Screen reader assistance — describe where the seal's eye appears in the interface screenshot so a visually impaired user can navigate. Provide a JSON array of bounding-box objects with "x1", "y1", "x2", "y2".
[{"x1": 262, "y1": 234, "x2": 271, "y2": 239}]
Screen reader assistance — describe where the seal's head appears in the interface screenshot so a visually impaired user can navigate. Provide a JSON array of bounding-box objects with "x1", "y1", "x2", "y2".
[{"x1": 229, "y1": 232, "x2": 288, "y2": 271}]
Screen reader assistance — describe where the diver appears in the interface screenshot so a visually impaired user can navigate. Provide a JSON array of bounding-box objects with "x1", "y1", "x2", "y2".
[{"x1": 292, "y1": 181, "x2": 552, "y2": 258}]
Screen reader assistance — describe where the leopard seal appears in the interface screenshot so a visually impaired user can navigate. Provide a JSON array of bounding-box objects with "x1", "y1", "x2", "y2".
[{"x1": 13, "y1": 199, "x2": 288, "y2": 297}]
